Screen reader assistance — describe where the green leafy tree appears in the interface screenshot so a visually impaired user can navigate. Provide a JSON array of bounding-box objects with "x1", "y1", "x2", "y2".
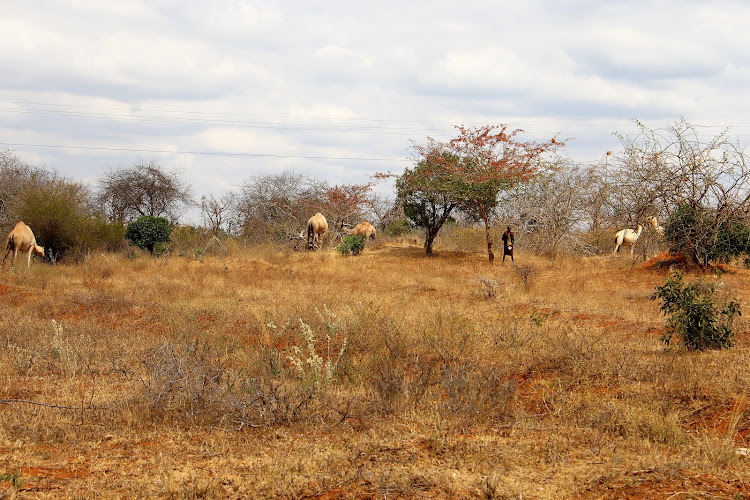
[
  {"x1": 396, "y1": 151, "x2": 460, "y2": 256},
  {"x1": 125, "y1": 216, "x2": 172, "y2": 253}
]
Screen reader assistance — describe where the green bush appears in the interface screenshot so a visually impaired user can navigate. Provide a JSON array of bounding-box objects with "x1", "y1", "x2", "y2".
[
  {"x1": 337, "y1": 234, "x2": 366, "y2": 256},
  {"x1": 664, "y1": 203, "x2": 750, "y2": 267},
  {"x1": 125, "y1": 216, "x2": 172, "y2": 253},
  {"x1": 651, "y1": 273, "x2": 740, "y2": 350}
]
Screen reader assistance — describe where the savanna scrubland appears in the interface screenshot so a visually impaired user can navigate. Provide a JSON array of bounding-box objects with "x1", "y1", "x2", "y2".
[
  {"x1": 1, "y1": 231, "x2": 750, "y2": 499},
  {"x1": 3, "y1": 120, "x2": 750, "y2": 498}
]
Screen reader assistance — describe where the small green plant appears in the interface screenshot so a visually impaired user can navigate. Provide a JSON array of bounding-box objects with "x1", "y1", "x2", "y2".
[
  {"x1": 651, "y1": 273, "x2": 740, "y2": 350},
  {"x1": 337, "y1": 234, "x2": 366, "y2": 256},
  {"x1": 125, "y1": 216, "x2": 171, "y2": 253},
  {"x1": 0, "y1": 469, "x2": 23, "y2": 493}
]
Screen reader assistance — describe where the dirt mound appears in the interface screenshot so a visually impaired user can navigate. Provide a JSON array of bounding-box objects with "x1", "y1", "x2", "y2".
[{"x1": 638, "y1": 251, "x2": 686, "y2": 272}]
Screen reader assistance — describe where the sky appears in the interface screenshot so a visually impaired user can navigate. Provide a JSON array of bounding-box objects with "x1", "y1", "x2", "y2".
[{"x1": 2, "y1": 0, "x2": 749, "y2": 222}]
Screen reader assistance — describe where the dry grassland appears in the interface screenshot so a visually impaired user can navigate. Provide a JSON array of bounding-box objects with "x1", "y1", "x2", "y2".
[{"x1": 1, "y1": 240, "x2": 750, "y2": 498}]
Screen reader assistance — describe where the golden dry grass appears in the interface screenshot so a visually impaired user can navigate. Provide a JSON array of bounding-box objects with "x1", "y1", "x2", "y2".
[{"x1": 1, "y1": 241, "x2": 750, "y2": 498}]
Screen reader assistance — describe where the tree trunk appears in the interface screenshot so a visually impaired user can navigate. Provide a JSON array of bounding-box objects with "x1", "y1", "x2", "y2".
[
  {"x1": 424, "y1": 229, "x2": 437, "y2": 256},
  {"x1": 480, "y1": 205, "x2": 494, "y2": 263}
]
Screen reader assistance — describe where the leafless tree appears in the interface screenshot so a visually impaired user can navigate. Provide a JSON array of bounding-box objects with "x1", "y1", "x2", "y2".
[
  {"x1": 234, "y1": 171, "x2": 327, "y2": 241},
  {"x1": 496, "y1": 161, "x2": 604, "y2": 255},
  {"x1": 97, "y1": 160, "x2": 193, "y2": 223},
  {"x1": 200, "y1": 191, "x2": 235, "y2": 235}
]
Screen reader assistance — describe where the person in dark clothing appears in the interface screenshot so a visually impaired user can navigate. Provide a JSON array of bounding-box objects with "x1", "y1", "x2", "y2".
[{"x1": 501, "y1": 226, "x2": 514, "y2": 263}]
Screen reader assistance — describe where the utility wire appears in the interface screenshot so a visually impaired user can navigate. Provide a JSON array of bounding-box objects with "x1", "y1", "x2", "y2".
[{"x1": 0, "y1": 141, "x2": 410, "y2": 162}]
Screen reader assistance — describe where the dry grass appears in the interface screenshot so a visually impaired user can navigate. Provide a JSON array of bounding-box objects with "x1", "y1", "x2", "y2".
[{"x1": 1, "y1": 243, "x2": 750, "y2": 498}]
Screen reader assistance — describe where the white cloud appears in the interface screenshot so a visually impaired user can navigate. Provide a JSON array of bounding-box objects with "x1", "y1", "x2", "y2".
[{"x1": 1, "y1": 0, "x2": 749, "y2": 224}]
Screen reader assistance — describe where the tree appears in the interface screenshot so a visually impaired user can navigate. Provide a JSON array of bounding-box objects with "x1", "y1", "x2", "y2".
[
  {"x1": 614, "y1": 119, "x2": 750, "y2": 267},
  {"x1": 0, "y1": 149, "x2": 48, "y2": 231},
  {"x1": 200, "y1": 191, "x2": 235, "y2": 235},
  {"x1": 234, "y1": 171, "x2": 327, "y2": 241},
  {"x1": 396, "y1": 150, "x2": 460, "y2": 256},
  {"x1": 496, "y1": 162, "x2": 604, "y2": 255},
  {"x1": 17, "y1": 172, "x2": 124, "y2": 260},
  {"x1": 321, "y1": 183, "x2": 374, "y2": 231},
  {"x1": 411, "y1": 125, "x2": 562, "y2": 262},
  {"x1": 98, "y1": 160, "x2": 193, "y2": 223},
  {"x1": 125, "y1": 216, "x2": 172, "y2": 253}
]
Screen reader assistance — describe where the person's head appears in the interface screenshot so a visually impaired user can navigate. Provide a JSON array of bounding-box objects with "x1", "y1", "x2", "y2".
[{"x1": 507, "y1": 226, "x2": 511, "y2": 232}]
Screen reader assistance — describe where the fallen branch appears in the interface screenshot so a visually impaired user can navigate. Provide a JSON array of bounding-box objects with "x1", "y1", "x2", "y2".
[{"x1": 0, "y1": 399, "x2": 78, "y2": 410}]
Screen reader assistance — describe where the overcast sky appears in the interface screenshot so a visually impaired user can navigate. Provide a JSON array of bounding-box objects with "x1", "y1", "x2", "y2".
[{"x1": 2, "y1": 0, "x2": 749, "y2": 220}]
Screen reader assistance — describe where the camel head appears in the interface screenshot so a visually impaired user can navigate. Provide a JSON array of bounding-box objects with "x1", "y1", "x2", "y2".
[{"x1": 34, "y1": 245, "x2": 45, "y2": 258}]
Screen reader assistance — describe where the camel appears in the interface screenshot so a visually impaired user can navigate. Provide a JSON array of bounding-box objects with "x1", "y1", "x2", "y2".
[
  {"x1": 646, "y1": 215, "x2": 665, "y2": 236},
  {"x1": 613, "y1": 224, "x2": 643, "y2": 255},
  {"x1": 2, "y1": 221, "x2": 45, "y2": 269},
  {"x1": 350, "y1": 220, "x2": 376, "y2": 241},
  {"x1": 307, "y1": 212, "x2": 328, "y2": 250}
]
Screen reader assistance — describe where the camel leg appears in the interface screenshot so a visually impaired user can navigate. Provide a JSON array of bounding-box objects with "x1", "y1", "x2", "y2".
[
  {"x1": 27, "y1": 248, "x2": 33, "y2": 268},
  {"x1": 1, "y1": 247, "x2": 10, "y2": 268}
]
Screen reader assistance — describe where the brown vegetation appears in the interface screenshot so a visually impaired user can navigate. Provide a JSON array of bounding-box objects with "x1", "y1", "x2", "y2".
[{"x1": 1, "y1": 241, "x2": 750, "y2": 498}]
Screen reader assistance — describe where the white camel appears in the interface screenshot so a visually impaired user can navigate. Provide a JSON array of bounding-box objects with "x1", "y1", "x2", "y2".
[
  {"x1": 2, "y1": 221, "x2": 45, "y2": 269},
  {"x1": 613, "y1": 224, "x2": 643, "y2": 255},
  {"x1": 306, "y1": 212, "x2": 328, "y2": 250},
  {"x1": 646, "y1": 215, "x2": 665, "y2": 236}
]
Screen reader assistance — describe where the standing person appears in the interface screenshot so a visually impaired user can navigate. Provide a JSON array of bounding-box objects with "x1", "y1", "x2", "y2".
[{"x1": 502, "y1": 226, "x2": 514, "y2": 263}]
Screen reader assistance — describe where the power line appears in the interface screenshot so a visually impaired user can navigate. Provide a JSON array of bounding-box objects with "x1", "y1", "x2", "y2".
[
  {"x1": 0, "y1": 107, "x2": 453, "y2": 136},
  {"x1": 0, "y1": 141, "x2": 410, "y2": 162},
  {"x1": 6, "y1": 100, "x2": 750, "y2": 130}
]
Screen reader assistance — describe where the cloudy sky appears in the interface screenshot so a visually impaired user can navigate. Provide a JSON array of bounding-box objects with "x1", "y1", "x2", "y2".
[{"x1": 2, "y1": 0, "x2": 749, "y2": 220}]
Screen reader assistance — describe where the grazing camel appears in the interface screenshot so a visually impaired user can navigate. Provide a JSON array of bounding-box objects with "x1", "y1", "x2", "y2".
[
  {"x1": 646, "y1": 215, "x2": 665, "y2": 236},
  {"x1": 350, "y1": 221, "x2": 376, "y2": 241},
  {"x1": 613, "y1": 224, "x2": 643, "y2": 255},
  {"x1": 2, "y1": 221, "x2": 45, "y2": 269},
  {"x1": 307, "y1": 212, "x2": 328, "y2": 250}
]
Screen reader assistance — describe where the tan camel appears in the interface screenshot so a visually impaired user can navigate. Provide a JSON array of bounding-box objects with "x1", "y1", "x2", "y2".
[
  {"x1": 646, "y1": 215, "x2": 665, "y2": 236},
  {"x1": 613, "y1": 224, "x2": 643, "y2": 255},
  {"x1": 350, "y1": 220, "x2": 376, "y2": 241},
  {"x1": 2, "y1": 221, "x2": 45, "y2": 269},
  {"x1": 307, "y1": 212, "x2": 328, "y2": 250}
]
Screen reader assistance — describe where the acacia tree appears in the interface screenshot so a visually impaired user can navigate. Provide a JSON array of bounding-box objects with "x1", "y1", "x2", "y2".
[
  {"x1": 413, "y1": 125, "x2": 562, "y2": 262},
  {"x1": 322, "y1": 183, "x2": 374, "y2": 232},
  {"x1": 396, "y1": 150, "x2": 460, "y2": 256},
  {"x1": 98, "y1": 160, "x2": 193, "y2": 223},
  {"x1": 233, "y1": 171, "x2": 325, "y2": 240},
  {"x1": 200, "y1": 191, "x2": 235, "y2": 235}
]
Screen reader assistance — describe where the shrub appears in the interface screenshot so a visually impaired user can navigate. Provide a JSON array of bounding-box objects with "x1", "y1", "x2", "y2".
[
  {"x1": 651, "y1": 273, "x2": 740, "y2": 350},
  {"x1": 337, "y1": 234, "x2": 366, "y2": 256},
  {"x1": 664, "y1": 203, "x2": 750, "y2": 267},
  {"x1": 17, "y1": 178, "x2": 120, "y2": 260},
  {"x1": 382, "y1": 218, "x2": 413, "y2": 237},
  {"x1": 125, "y1": 216, "x2": 172, "y2": 253}
]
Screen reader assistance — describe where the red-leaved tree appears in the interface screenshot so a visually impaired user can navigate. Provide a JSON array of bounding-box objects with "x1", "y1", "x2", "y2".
[{"x1": 413, "y1": 125, "x2": 562, "y2": 262}]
